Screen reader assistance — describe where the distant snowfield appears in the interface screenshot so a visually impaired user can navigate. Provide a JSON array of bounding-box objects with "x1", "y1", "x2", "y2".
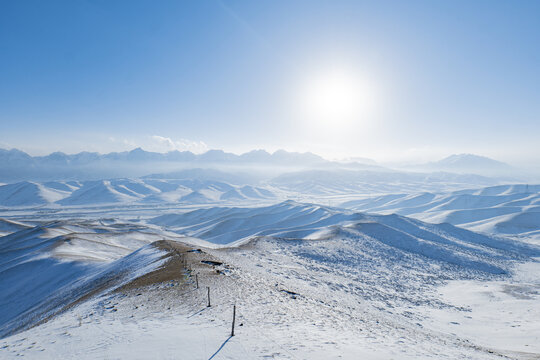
[{"x1": 1, "y1": 181, "x2": 539, "y2": 359}]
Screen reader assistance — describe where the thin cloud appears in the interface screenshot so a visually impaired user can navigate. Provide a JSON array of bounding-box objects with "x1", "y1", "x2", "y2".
[{"x1": 150, "y1": 135, "x2": 209, "y2": 154}]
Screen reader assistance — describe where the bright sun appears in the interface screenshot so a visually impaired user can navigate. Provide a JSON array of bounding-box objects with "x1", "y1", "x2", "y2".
[{"x1": 299, "y1": 68, "x2": 374, "y2": 131}]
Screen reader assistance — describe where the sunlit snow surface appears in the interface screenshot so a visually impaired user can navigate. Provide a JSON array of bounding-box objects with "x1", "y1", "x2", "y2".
[
  {"x1": 341, "y1": 184, "x2": 540, "y2": 243},
  {"x1": 0, "y1": 182, "x2": 539, "y2": 359}
]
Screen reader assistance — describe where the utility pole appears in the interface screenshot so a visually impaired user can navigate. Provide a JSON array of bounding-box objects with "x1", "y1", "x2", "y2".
[{"x1": 231, "y1": 304, "x2": 236, "y2": 337}]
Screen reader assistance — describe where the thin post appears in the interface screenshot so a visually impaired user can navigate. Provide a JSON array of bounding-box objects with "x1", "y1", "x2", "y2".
[
  {"x1": 231, "y1": 304, "x2": 236, "y2": 336},
  {"x1": 195, "y1": 274, "x2": 199, "y2": 289},
  {"x1": 207, "y1": 287, "x2": 211, "y2": 307}
]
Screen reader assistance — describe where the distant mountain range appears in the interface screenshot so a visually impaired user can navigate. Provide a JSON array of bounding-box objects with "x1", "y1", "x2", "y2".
[
  {"x1": 0, "y1": 148, "x2": 519, "y2": 182},
  {"x1": 0, "y1": 147, "x2": 339, "y2": 182},
  {"x1": 0, "y1": 147, "x2": 327, "y2": 167}
]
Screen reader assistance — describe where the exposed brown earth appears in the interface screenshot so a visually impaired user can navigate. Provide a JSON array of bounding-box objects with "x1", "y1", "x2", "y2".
[
  {"x1": 20, "y1": 240, "x2": 230, "y2": 337},
  {"x1": 116, "y1": 239, "x2": 230, "y2": 293}
]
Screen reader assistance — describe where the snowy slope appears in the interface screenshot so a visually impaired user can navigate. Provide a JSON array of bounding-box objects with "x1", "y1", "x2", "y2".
[
  {"x1": 1, "y1": 177, "x2": 539, "y2": 358},
  {"x1": 57, "y1": 180, "x2": 144, "y2": 205},
  {"x1": 0, "y1": 179, "x2": 278, "y2": 207},
  {"x1": 149, "y1": 201, "x2": 539, "y2": 273},
  {"x1": 0, "y1": 218, "x2": 29, "y2": 236},
  {"x1": 0, "y1": 220, "x2": 185, "y2": 338},
  {"x1": 341, "y1": 184, "x2": 540, "y2": 240},
  {"x1": 0, "y1": 181, "x2": 70, "y2": 206},
  {"x1": 1, "y1": 201, "x2": 539, "y2": 358}
]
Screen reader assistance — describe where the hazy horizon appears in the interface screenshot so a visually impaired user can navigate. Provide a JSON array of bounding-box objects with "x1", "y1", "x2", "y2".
[
  {"x1": 1, "y1": 1, "x2": 539, "y2": 166},
  {"x1": 0, "y1": 142, "x2": 525, "y2": 168}
]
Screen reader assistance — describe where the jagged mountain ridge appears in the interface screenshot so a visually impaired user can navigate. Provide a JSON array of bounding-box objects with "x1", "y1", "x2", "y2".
[{"x1": 0, "y1": 147, "x2": 374, "y2": 182}]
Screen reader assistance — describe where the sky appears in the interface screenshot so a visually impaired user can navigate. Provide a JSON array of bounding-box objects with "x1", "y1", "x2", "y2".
[{"x1": 0, "y1": 0, "x2": 539, "y2": 165}]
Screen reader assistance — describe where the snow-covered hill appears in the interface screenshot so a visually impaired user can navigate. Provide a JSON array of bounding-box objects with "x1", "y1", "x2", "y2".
[
  {"x1": 0, "y1": 219, "x2": 29, "y2": 236},
  {"x1": 341, "y1": 184, "x2": 540, "y2": 240},
  {"x1": 0, "y1": 181, "x2": 71, "y2": 206},
  {"x1": 0, "y1": 179, "x2": 277, "y2": 207},
  {"x1": 1, "y1": 200, "x2": 539, "y2": 358},
  {"x1": 149, "y1": 201, "x2": 538, "y2": 272},
  {"x1": 270, "y1": 169, "x2": 502, "y2": 195},
  {"x1": 0, "y1": 220, "x2": 182, "y2": 338}
]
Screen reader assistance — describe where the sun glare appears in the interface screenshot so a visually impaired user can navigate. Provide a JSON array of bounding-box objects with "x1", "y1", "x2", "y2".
[{"x1": 299, "y1": 68, "x2": 375, "y2": 131}]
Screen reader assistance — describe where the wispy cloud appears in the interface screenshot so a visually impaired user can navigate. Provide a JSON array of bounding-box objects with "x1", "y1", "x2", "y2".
[{"x1": 149, "y1": 135, "x2": 209, "y2": 154}]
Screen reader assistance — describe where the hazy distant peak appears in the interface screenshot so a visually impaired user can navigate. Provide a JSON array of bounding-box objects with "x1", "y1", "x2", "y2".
[
  {"x1": 418, "y1": 153, "x2": 513, "y2": 177},
  {"x1": 0, "y1": 148, "x2": 34, "y2": 165},
  {"x1": 0, "y1": 148, "x2": 32, "y2": 157},
  {"x1": 338, "y1": 156, "x2": 378, "y2": 165},
  {"x1": 202, "y1": 149, "x2": 225, "y2": 154},
  {"x1": 244, "y1": 149, "x2": 271, "y2": 155},
  {"x1": 47, "y1": 151, "x2": 68, "y2": 157},
  {"x1": 239, "y1": 149, "x2": 272, "y2": 161},
  {"x1": 436, "y1": 153, "x2": 509, "y2": 167},
  {"x1": 125, "y1": 147, "x2": 163, "y2": 161},
  {"x1": 129, "y1": 147, "x2": 146, "y2": 154},
  {"x1": 197, "y1": 149, "x2": 238, "y2": 162},
  {"x1": 271, "y1": 149, "x2": 324, "y2": 163},
  {"x1": 38, "y1": 151, "x2": 70, "y2": 163},
  {"x1": 164, "y1": 150, "x2": 197, "y2": 161}
]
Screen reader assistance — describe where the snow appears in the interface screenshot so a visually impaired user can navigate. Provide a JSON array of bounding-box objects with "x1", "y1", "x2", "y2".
[
  {"x1": 0, "y1": 291, "x2": 412, "y2": 360},
  {"x1": 0, "y1": 182, "x2": 70, "y2": 206},
  {"x1": 341, "y1": 185, "x2": 540, "y2": 242},
  {"x1": 57, "y1": 180, "x2": 141, "y2": 205},
  {"x1": 0, "y1": 218, "x2": 29, "y2": 236},
  {"x1": 1, "y1": 180, "x2": 540, "y2": 358},
  {"x1": 148, "y1": 201, "x2": 539, "y2": 269},
  {"x1": 0, "y1": 220, "x2": 178, "y2": 338},
  {"x1": 2, "y1": 213, "x2": 538, "y2": 358},
  {"x1": 422, "y1": 267, "x2": 540, "y2": 356},
  {"x1": 0, "y1": 179, "x2": 278, "y2": 207}
]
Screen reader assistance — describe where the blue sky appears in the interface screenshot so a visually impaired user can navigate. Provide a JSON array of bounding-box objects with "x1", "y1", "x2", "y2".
[{"x1": 1, "y1": 0, "x2": 539, "y2": 164}]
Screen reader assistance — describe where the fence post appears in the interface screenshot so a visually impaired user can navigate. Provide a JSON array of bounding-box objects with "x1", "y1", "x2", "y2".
[
  {"x1": 207, "y1": 287, "x2": 211, "y2": 307},
  {"x1": 231, "y1": 304, "x2": 236, "y2": 336},
  {"x1": 196, "y1": 274, "x2": 199, "y2": 289}
]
